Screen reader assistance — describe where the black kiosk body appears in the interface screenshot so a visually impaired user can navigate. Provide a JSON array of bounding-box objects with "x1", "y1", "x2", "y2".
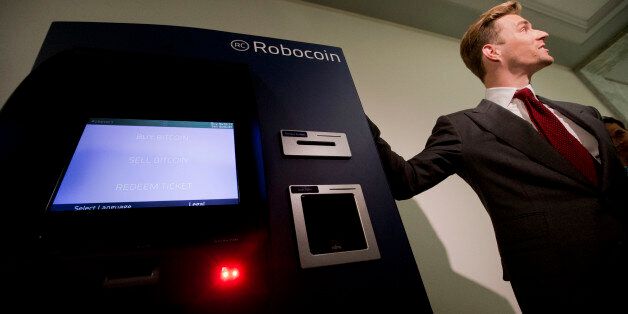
[{"x1": 0, "y1": 22, "x2": 431, "y2": 313}]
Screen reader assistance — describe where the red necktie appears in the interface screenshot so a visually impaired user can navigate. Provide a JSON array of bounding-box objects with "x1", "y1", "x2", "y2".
[{"x1": 513, "y1": 88, "x2": 598, "y2": 185}]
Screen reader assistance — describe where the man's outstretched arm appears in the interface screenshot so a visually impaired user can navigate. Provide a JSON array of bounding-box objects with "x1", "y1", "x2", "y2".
[{"x1": 366, "y1": 115, "x2": 462, "y2": 200}]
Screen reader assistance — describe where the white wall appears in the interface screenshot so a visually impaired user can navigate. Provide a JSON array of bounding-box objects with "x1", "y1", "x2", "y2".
[{"x1": 0, "y1": 1, "x2": 610, "y2": 313}]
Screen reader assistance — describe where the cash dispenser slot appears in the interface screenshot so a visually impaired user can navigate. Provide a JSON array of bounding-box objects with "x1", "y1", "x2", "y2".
[
  {"x1": 102, "y1": 258, "x2": 161, "y2": 288},
  {"x1": 296, "y1": 140, "x2": 336, "y2": 146}
]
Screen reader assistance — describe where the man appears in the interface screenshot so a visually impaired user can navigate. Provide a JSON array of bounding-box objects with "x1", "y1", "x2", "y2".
[
  {"x1": 603, "y1": 116, "x2": 628, "y2": 172},
  {"x1": 368, "y1": 1, "x2": 627, "y2": 311}
]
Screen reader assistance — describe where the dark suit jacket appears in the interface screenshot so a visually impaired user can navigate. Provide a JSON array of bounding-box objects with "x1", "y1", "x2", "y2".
[{"x1": 369, "y1": 97, "x2": 627, "y2": 293}]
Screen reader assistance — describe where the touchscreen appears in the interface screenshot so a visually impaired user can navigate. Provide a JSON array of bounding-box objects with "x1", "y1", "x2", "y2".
[{"x1": 49, "y1": 118, "x2": 239, "y2": 211}]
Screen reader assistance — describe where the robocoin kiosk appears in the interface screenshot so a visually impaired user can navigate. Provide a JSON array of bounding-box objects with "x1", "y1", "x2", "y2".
[{"x1": 0, "y1": 22, "x2": 432, "y2": 313}]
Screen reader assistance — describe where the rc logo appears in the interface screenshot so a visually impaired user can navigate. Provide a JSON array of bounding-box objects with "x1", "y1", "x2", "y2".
[{"x1": 230, "y1": 40, "x2": 250, "y2": 51}]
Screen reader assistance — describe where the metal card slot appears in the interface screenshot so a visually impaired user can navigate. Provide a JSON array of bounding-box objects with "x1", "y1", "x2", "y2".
[{"x1": 281, "y1": 130, "x2": 351, "y2": 158}]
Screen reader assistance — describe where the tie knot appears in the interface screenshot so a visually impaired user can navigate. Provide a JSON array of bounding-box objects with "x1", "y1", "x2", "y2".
[{"x1": 513, "y1": 88, "x2": 535, "y2": 102}]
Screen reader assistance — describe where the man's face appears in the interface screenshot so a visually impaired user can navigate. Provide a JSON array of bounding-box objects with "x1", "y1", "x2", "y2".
[
  {"x1": 605, "y1": 122, "x2": 628, "y2": 165},
  {"x1": 493, "y1": 14, "x2": 554, "y2": 74}
]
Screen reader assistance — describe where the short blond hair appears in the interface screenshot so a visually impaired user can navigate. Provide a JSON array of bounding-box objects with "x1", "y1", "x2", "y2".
[{"x1": 460, "y1": 1, "x2": 521, "y2": 82}]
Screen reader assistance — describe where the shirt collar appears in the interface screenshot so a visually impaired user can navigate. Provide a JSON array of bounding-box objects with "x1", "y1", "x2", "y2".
[{"x1": 485, "y1": 84, "x2": 537, "y2": 108}]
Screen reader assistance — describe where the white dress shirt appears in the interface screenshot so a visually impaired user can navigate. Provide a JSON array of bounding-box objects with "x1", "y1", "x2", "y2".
[{"x1": 485, "y1": 85, "x2": 600, "y2": 162}]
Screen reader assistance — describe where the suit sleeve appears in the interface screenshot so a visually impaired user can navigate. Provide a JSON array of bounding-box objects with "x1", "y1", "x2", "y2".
[{"x1": 367, "y1": 115, "x2": 462, "y2": 200}]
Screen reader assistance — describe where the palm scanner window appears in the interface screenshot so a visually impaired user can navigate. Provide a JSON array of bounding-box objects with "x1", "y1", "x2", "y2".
[{"x1": 289, "y1": 184, "x2": 380, "y2": 268}]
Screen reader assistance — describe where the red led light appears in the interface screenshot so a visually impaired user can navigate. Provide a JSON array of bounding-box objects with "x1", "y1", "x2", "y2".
[{"x1": 220, "y1": 266, "x2": 240, "y2": 282}]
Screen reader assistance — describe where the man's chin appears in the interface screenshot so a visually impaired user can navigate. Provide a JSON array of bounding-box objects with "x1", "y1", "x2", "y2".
[
  {"x1": 543, "y1": 54, "x2": 554, "y2": 65},
  {"x1": 537, "y1": 57, "x2": 554, "y2": 70}
]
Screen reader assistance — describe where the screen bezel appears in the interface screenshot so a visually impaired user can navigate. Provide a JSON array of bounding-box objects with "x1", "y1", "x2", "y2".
[{"x1": 41, "y1": 116, "x2": 262, "y2": 250}]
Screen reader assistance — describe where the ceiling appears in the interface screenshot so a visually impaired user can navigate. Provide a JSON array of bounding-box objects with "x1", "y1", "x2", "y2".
[{"x1": 302, "y1": 0, "x2": 628, "y2": 68}]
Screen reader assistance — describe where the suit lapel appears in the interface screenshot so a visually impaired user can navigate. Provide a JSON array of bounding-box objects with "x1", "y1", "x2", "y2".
[
  {"x1": 537, "y1": 96, "x2": 605, "y2": 141},
  {"x1": 466, "y1": 99, "x2": 594, "y2": 187},
  {"x1": 539, "y1": 97, "x2": 617, "y2": 193}
]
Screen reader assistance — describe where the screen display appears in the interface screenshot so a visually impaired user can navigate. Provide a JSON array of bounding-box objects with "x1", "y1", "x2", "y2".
[{"x1": 49, "y1": 118, "x2": 239, "y2": 212}]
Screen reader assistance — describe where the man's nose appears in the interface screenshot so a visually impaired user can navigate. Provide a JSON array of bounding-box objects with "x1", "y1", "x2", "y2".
[{"x1": 536, "y1": 29, "x2": 549, "y2": 39}]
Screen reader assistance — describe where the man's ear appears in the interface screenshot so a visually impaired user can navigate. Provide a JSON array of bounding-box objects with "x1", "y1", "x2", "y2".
[{"x1": 482, "y1": 43, "x2": 500, "y2": 62}]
